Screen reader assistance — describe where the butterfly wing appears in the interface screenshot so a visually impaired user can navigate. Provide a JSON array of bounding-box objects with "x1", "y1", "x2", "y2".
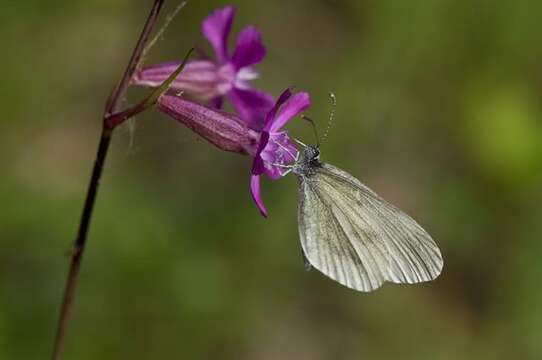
[{"x1": 297, "y1": 163, "x2": 443, "y2": 292}]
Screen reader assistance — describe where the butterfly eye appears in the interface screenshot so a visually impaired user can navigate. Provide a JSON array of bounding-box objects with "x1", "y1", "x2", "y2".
[{"x1": 311, "y1": 146, "x2": 320, "y2": 160}]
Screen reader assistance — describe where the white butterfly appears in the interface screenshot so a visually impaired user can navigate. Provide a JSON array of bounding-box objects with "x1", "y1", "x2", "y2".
[{"x1": 291, "y1": 144, "x2": 443, "y2": 292}]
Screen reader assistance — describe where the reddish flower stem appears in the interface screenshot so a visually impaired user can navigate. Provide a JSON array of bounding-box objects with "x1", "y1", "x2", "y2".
[{"x1": 51, "y1": 1, "x2": 165, "y2": 359}]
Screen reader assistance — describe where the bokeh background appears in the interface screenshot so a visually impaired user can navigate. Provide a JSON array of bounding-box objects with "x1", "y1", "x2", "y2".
[{"x1": 2, "y1": 0, "x2": 542, "y2": 359}]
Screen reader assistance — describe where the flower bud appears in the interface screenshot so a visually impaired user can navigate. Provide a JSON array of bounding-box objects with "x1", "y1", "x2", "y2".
[{"x1": 157, "y1": 94, "x2": 260, "y2": 155}]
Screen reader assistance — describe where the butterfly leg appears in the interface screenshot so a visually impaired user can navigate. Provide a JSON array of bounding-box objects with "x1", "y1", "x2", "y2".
[
  {"x1": 270, "y1": 163, "x2": 293, "y2": 176},
  {"x1": 294, "y1": 138, "x2": 307, "y2": 148},
  {"x1": 271, "y1": 138, "x2": 299, "y2": 162},
  {"x1": 271, "y1": 163, "x2": 293, "y2": 168}
]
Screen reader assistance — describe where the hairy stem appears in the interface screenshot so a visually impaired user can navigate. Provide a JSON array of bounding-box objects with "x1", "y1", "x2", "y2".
[{"x1": 51, "y1": 1, "x2": 166, "y2": 359}]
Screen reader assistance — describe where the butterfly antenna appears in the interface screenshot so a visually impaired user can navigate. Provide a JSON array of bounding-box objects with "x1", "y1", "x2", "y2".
[
  {"x1": 301, "y1": 115, "x2": 320, "y2": 147},
  {"x1": 321, "y1": 92, "x2": 336, "y2": 144}
]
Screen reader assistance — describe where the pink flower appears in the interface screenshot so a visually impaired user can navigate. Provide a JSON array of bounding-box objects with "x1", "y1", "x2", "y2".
[
  {"x1": 156, "y1": 88, "x2": 310, "y2": 217},
  {"x1": 132, "y1": 6, "x2": 274, "y2": 128},
  {"x1": 250, "y1": 88, "x2": 311, "y2": 217}
]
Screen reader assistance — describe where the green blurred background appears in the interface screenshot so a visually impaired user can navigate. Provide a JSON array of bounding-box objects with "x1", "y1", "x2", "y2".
[{"x1": 2, "y1": 0, "x2": 542, "y2": 359}]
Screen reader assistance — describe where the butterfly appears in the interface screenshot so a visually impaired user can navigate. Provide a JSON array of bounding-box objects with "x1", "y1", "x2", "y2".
[{"x1": 290, "y1": 143, "x2": 443, "y2": 292}]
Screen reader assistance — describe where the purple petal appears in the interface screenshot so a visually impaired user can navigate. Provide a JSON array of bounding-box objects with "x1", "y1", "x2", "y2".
[
  {"x1": 270, "y1": 92, "x2": 311, "y2": 132},
  {"x1": 132, "y1": 60, "x2": 181, "y2": 87},
  {"x1": 228, "y1": 88, "x2": 274, "y2": 130},
  {"x1": 251, "y1": 131, "x2": 270, "y2": 175},
  {"x1": 250, "y1": 174, "x2": 268, "y2": 217},
  {"x1": 260, "y1": 132, "x2": 297, "y2": 179},
  {"x1": 133, "y1": 60, "x2": 221, "y2": 100},
  {"x1": 252, "y1": 155, "x2": 265, "y2": 175},
  {"x1": 230, "y1": 26, "x2": 266, "y2": 70},
  {"x1": 202, "y1": 6, "x2": 236, "y2": 64},
  {"x1": 263, "y1": 88, "x2": 292, "y2": 131}
]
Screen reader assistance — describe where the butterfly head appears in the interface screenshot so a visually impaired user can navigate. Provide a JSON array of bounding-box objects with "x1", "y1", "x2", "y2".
[
  {"x1": 303, "y1": 144, "x2": 320, "y2": 163},
  {"x1": 293, "y1": 144, "x2": 321, "y2": 176}
]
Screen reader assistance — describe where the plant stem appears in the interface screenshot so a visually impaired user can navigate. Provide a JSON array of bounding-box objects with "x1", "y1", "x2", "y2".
[
  {"x1": 51, "y1": 1, "x2": 165, "y2": 359},
  {"x1": 51, "y1": 126, "x2": 112, "y2": 360},
  {"x1": 105, "y1": 0, "x2": 166, "y2": 115}
]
